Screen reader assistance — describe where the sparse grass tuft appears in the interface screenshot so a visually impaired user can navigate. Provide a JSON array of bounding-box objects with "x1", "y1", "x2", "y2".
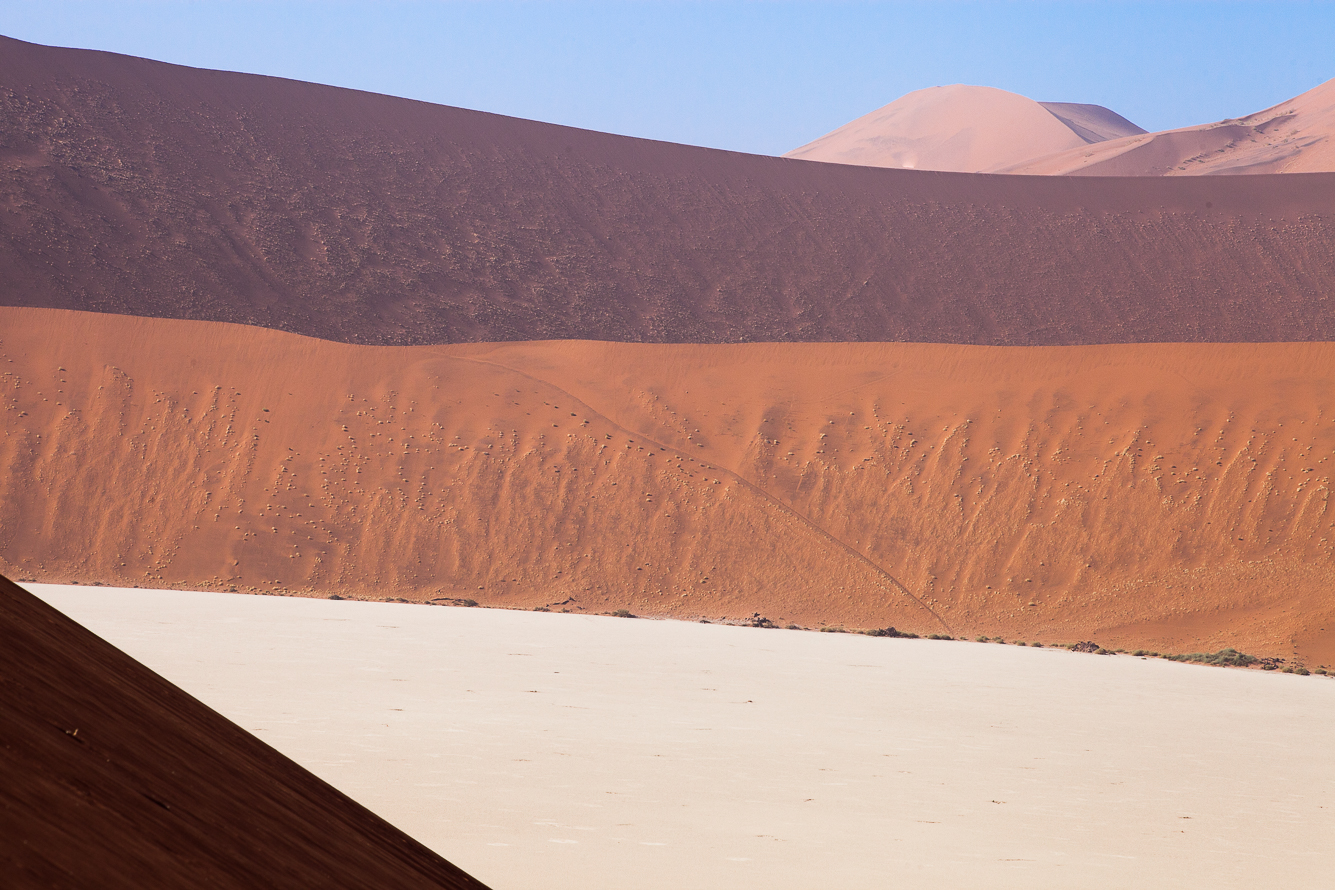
[{"x1": 820, "y1": 626, "x2": 848, "y2": 633}]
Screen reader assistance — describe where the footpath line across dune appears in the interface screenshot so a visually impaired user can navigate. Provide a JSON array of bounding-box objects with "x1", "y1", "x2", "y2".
[{"x1": 3, "y1": 308, "x2": 1334, "y2": 663}]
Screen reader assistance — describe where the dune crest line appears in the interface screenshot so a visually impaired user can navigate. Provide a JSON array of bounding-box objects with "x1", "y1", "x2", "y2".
[{"x1": 3, "y1": 36, "x2": 1335, "y2": 347}]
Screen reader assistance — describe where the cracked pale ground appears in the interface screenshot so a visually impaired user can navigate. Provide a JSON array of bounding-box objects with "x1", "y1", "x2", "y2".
[{"x1": 31, "y1": 585, "x2": 1334, "y2": 890}]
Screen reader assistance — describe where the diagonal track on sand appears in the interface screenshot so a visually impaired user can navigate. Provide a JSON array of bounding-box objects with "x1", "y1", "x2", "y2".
[{"x1": 450, "y1": 353, "x2": 954, "y2": 634}]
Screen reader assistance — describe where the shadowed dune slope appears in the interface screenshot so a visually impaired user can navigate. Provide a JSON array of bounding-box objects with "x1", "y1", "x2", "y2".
[
  {"x1": 1006, "y1": 77, "x2": 1335, "y2": 175},
  {"x1": 0, "y1": 572, "x2": 490, "y2": 890},
  {"x1": 1037, "y1": 101, "x2": 1148, "y2": 144},
  {"x1": 784, "y1": 85, "x2": 1144, "y2": 172},
  {"x1": 4, "y1": 308, "x2": 1333, "y2": 665},
  {"x1": 4, "y1": 36, "x2": 1335, "y2": 345}
]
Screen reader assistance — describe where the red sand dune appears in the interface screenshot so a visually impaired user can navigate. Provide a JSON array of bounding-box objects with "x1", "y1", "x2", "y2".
[
  {"x1": 784, "y1": 84, "x2": 1144, "y2": 172},
  {"x1": 0, "y1": 571, "x2": 490, "y2": 889},
  {"x1": 1004, "y1": 77, "x2": 1335, "y2": 175},
  {"x1": 4, "y1": 36, "x2": 1335, "y2": 345},
  {"x1": 4, "y1": 308, "x2": 1332, "y2": 666}
]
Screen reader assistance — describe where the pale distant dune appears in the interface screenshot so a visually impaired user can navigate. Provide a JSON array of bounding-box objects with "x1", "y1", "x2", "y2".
[
  {"x1": 1036, "y1": 101, "x2": 1149, "y2": 143},
  {"x1": 6, "y1": 307, "x2": 1334, "y2": 665},
  {"x1": 784, "y1": 85, "x2": 1144, "y2": 172},
  {"x1": 1003, "y1": 77, "x2": 1335, "y2": 175}
]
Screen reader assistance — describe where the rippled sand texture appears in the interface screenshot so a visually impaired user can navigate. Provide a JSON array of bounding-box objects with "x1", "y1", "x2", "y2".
[
  {"x1": 6, "y1": 308, "x2": 1333, "y2": 663},
  {"x1": 4, "y1": 37, "x2": 1335, "y2": 346}
]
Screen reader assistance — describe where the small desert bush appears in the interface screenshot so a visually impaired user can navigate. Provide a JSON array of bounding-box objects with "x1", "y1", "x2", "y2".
[
  {"x1": 866, "y1": 627, "x2": 917, "y2": 638},
  {"x1": 926, "y1": 633, "x2": 953, "y2": 641},
  {"x1": 1165, "y1": 648, "x2": 1257, "y2": 668},
  {"x1": 610, "y1": 609, "x2": 636, "y2": 619}
]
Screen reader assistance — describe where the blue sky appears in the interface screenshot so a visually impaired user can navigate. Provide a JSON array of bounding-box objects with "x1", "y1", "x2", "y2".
[{"x1": 2, "y1": 1, "x2": 1332, "y2": 156}]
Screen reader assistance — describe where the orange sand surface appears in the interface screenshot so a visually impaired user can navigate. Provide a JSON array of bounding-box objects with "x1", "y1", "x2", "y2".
[{"x1": 4, "y1": 308, "x2": 1334, "y2": 664}]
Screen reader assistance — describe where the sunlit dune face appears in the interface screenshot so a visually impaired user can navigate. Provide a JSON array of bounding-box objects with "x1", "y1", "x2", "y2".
[{"x1": 4, "y1": 307, "x2": 1334, "y2": 664}]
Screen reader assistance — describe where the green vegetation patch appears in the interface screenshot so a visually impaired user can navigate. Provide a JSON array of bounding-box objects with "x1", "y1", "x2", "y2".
[{"x1": 1163, "y1": 648, "x2": 1257, "y2": 668}]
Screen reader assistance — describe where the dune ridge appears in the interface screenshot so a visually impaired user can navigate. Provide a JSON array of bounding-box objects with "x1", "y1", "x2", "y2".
[
  {"x1": 4, "y1": 307, "x2": 1332, "y2": 664},
  {"x1": 784, "y1": 85, "x2": 1145, "y2": 172},
  {"x1": 0, "y1": 570, "x2": 490, "y2": 889},
  {"x1": 1004, "y1": 77, "x2": 1335, "y2": 175},
  {"x1": 4, "y1": 36, "x2": 1335, "y2": 346}
]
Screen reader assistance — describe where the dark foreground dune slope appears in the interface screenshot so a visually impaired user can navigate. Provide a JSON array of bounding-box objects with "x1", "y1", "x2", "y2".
[
  {"x1": 4, "y1": 35, "x2": 1335, "y2": 346},
  {"x1": 6, "y1": 308, "x2": 1333, "y2": 665},
  {"x1": 0, "y1": 570, "x2": 490, "y2": 889}
]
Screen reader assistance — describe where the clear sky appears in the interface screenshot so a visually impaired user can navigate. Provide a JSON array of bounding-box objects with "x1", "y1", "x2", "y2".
[{"x1": 2, "y1": 1, "x2": 1332, "y2": 156}]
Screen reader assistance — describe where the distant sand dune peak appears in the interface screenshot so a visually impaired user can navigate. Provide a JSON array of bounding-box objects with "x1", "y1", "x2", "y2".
[{"x1": 784, "y1": 84, "x2": 1145, "y2": 172}]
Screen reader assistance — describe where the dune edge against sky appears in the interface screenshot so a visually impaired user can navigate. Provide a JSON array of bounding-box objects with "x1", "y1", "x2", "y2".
[{"x1": 4, "y1": 36, "x2": 1335, "y2": 348}]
